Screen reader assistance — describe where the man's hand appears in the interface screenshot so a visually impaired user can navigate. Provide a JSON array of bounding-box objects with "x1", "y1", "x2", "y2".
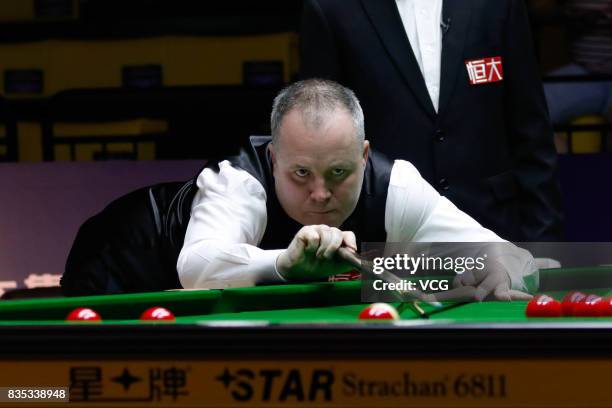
[
  {"x1": 432, "y1": 259, "x2": 533, "y2": 302},
  {"x1": 276, "y1": 225, "x2": 357, "y2": 281}
]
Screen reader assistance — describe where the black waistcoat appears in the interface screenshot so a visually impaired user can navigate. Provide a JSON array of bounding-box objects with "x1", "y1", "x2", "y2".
[{"x1": 221, "y1": 136, "x2": 393, "y2": 249}]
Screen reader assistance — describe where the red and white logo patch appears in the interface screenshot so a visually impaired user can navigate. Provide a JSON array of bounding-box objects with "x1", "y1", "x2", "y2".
[{"x1": 465, "y1": 56, "x2": 503, "y2": 85}]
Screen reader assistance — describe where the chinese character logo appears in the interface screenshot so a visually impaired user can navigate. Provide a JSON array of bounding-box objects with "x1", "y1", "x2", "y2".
[
  {"x1": 69, "y1": 365, "x2": 190, "y2": 402},
  {"x1": 70, "y1": 367, "x2": 103, "y2": 401},
  {"x1": 465, "y1": 57, "x2": 503, "y2": 85}
]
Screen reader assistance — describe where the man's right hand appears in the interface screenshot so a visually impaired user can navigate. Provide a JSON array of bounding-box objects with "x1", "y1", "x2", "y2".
[{"x1": 276, "y1": 225, "x2": 358, "y2": 281}]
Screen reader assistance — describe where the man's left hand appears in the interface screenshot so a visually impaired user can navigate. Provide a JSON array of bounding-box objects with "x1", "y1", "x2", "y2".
[{"x1": 434, "y1": 259, "x2": 533, "y2": 302}]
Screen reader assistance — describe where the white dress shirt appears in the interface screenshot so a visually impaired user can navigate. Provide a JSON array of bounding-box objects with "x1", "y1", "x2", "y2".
[
  {"x1": 395, "y1": 0, "x2": 443, "y2": 111},
  {"x1": 177, "y1": 160, "x2": 536, "y2": 291}
]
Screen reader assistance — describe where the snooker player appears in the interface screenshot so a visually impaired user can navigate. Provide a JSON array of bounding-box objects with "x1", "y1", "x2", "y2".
[{"x1": 177, "y1": 79, "x2": 535, "y2": 301}]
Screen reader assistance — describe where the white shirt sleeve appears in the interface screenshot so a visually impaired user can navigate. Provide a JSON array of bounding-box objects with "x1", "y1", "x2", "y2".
[
  {"x1": 384, "y1": 160, "x2": 537, "y2": 291},
  {"x1": 177, "y1": 161, "x2": 286, "y2": 289}
]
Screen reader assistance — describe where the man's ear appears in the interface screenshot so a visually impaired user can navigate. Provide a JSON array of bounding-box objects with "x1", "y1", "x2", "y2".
[
  {"x1": 362, "y1": 140, "x2": 370, "y2": 165},
  {"x1": 268, "y1": 143, "x2": 276, "y2": 168}
]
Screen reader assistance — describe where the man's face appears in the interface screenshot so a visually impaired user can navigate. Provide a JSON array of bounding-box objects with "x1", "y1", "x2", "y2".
[{"x1": 270, "y1": 108, "x2": 369, "y2": 227}]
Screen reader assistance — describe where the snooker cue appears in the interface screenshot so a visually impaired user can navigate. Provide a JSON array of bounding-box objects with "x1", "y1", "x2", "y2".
[{"x1": 336, "y1": 247, "x2": 443, "y2": 311}]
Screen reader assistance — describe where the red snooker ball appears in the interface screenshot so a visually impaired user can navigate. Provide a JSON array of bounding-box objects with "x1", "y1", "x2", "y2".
[
  {"x1": 358, "y1": 303, "x2": 400, "y2": 320},
  {"x1": 525, "y1": 294, "x2": 562, "y2": 317},
  {"x1": 140, "y1": 306, "x2": 175, "y2": 321},
  {"x1": 561, "y1": 291, "x2": 587, "y2": 316},
  {"x1": 573, "y1": 294, "x2": 603, "y2": 317},
  {"x1": 66, "y1": 307, "x2": 102, "y2": 322},
  {"x1": 598, "y1": 297, "x2": 612, "y2": 317}
]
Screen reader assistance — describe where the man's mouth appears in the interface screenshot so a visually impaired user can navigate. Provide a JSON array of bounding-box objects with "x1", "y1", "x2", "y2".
[{"x1": 310, "y1": 210, "x2": 335, "y2": 214}]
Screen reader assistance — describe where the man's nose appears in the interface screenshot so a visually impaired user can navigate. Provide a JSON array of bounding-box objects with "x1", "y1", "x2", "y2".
[{"x1": 309, "y1": 178, "x2": 332, "y2": 202}]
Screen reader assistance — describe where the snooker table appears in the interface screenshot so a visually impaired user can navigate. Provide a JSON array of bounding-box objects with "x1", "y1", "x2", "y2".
[{"x1": 1, "y1": 266, "x2": 612, "y2": 407}]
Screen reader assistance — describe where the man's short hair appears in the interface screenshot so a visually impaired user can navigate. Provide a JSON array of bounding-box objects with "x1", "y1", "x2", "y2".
[{"x1": 270, "y1": 79, "x2": 365, "y2": 145}]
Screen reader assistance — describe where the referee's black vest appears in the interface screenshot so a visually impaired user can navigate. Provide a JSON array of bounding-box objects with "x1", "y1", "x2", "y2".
[{"x1": 222, "y1": 136, "x2": 393, "y2": 249}]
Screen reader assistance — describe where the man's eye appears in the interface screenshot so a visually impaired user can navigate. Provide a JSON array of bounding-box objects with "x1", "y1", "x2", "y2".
[
  {"x1": 295, "y1": 169, "x2": 309, "y2": 177},
  {"x1": 332, "y1": 169, "x2": 346, "y2": 177}
]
